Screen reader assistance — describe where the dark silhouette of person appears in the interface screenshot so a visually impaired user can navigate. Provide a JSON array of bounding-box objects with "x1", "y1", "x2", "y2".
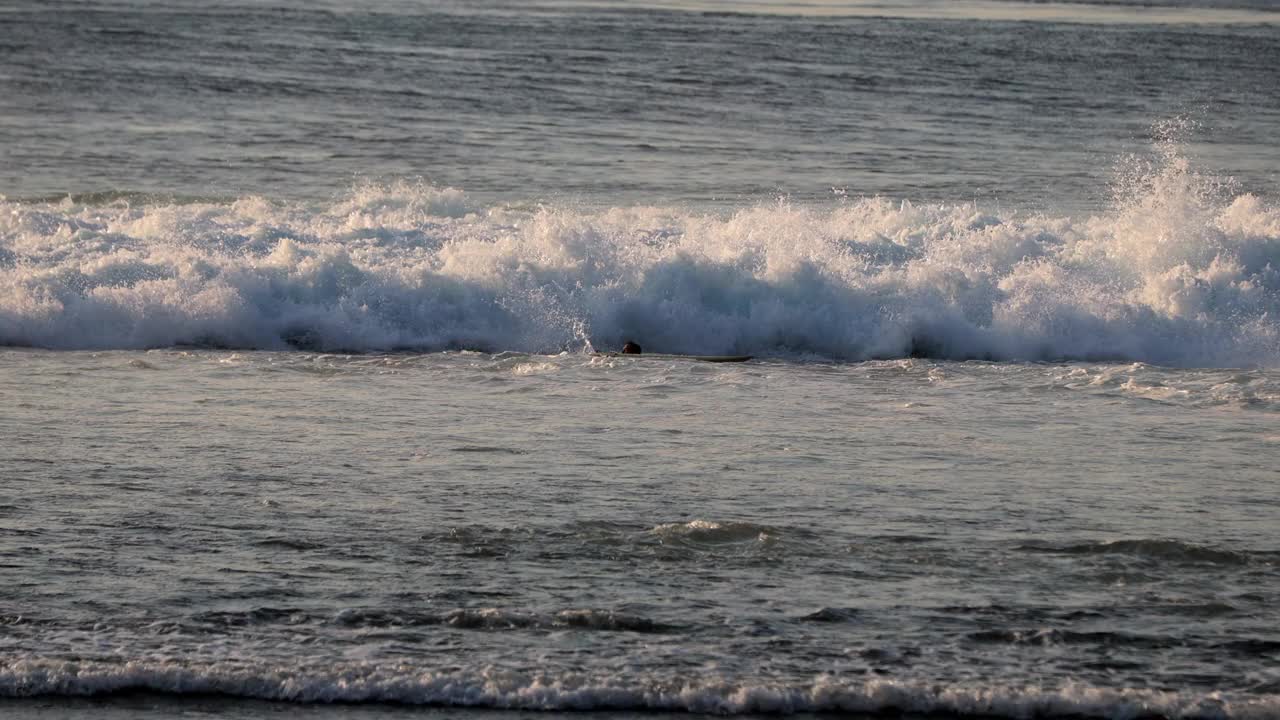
[{"x1": 621, "y1": 341, "x2": 642, "y2": 354}]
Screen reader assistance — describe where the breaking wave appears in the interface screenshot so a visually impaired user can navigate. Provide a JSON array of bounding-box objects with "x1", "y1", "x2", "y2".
[
  {"x1": 2, "y1": 143, "x2": 1278, "y2": 367},
  {"x1": 651, "y1": 519, "x2": 779, "y2": 544},
  {"x1": 2, "y1": 660, "x2": 1278, "y2": 718}
]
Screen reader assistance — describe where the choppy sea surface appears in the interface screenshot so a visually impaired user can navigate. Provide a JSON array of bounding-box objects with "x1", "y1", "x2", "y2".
[
  {"x1": 3, "y1": 351, "x2": 1279, "y2": 720},
  {"x1": 2, "y1": 1, "x2": 1279, "y2": 718}
]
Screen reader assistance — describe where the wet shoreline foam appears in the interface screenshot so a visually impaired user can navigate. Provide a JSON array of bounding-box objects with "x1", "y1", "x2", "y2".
[{"x1": 3, "y1": 663, "x2": 1278, "y2": 719}]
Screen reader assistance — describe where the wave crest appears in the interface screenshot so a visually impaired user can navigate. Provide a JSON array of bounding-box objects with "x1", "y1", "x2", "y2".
[
  {"x1": 2, "y1": 149, "x2": 1277, "y2": 366},
  {"x1": 651, "y1": 519, "x2": 779, "y2": 545}
]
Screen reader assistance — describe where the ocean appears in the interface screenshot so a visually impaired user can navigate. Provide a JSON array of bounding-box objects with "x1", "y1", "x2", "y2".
[{"x1": 1, "y1": 1, "x2": 1279, "y2": 718}]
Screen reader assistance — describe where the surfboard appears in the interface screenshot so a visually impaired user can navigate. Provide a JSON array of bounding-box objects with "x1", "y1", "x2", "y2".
[{"x1": 595, "y1": 352, "x2": 753, "y2": 363}]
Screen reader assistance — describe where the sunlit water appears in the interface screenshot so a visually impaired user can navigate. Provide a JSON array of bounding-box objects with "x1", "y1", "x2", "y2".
[{"x1": 3, "y1": 1, "x2": 1280, "y2": 718}]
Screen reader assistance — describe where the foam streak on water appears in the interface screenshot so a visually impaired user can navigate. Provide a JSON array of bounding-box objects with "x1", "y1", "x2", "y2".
[
  {"x1": 2, "y1": 147, "x2": 1277, "y2": 367},
  {"x1": 2, "y1": 661, "x2": 1278, "y2": 718}
]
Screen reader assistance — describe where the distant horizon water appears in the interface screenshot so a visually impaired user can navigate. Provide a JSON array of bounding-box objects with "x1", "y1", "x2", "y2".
[{"x1": 4, "y1": 0, "x2": 1280, "y2": 209}]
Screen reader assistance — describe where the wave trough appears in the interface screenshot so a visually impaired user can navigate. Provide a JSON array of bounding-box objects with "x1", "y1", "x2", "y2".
[{"x1": 2, "y1": 150, "x2": 1277, "y2": 367}]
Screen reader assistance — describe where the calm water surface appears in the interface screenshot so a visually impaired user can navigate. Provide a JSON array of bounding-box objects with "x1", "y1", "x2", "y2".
[{"x1": 3, "y1": 0, "x2": 1279, "y2": 208}]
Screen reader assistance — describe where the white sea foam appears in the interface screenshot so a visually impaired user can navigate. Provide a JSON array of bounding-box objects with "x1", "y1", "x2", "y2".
[
  {"x1": 1, "y1": 660, "x2": 1277, "y2": 718},
  {"x1": 2, "y1": 150, "x2": 1277, "y2": 367},
  {"x1": 652, "y1": 519, "x2": 777, "y2": 544}
]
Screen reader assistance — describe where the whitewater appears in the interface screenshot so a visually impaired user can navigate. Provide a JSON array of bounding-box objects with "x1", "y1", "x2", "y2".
[{"x1": 4, "y1": 145, "x2": 1278, "y2": 367}]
